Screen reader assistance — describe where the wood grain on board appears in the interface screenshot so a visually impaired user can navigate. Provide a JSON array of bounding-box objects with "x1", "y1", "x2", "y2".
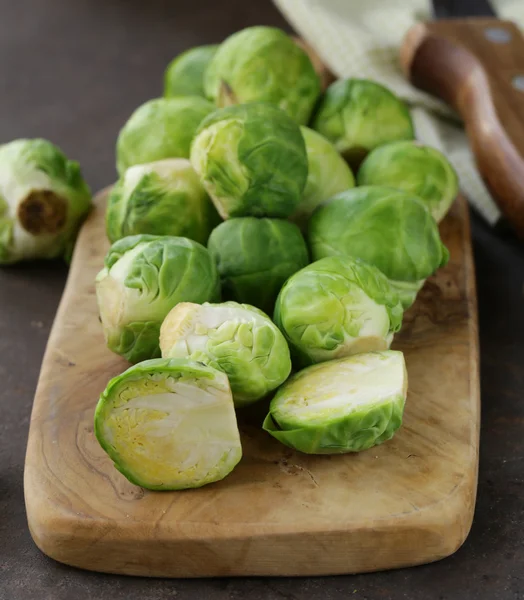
[{"x1": 23, "y1": 189, "x2": 480, "y2": 577}]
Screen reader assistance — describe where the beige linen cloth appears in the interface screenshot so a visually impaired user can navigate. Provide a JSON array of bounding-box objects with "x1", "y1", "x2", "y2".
[{"x1": 274, "y1": 0, "x2": 524, "y2": 224}]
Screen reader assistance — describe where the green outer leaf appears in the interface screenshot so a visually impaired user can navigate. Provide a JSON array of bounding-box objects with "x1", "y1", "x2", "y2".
[
  {"x1": 308, "y1": 186, "x2": 449, "y2": 282},
  {"x1": 312, "y1": 78, "x2": 414, "y2": 164},
  {"x1": 204, "y1": 26, "x2": 320, "y2": 124},
  {"x1": 207, "y1": 217, "x2": 309, "y2": 314},
  {"x1": 116, "y1": 97, "x2": 214, "y2": 175},
  {"x1": 191, "y1": 103, "x2": 308, "y2": 218},
  {"x1": 94, "y1": 357, "x2": 241, "y2": 490},
  {"x1": 107, "y1": 321, "x2": 162, "y2": 363},
  {"x1": 357, "y1": 141, "x2": 459, "y2": 222},
  {"x1": 164, "y1": 45, "x2": 218, "y2": 98}
]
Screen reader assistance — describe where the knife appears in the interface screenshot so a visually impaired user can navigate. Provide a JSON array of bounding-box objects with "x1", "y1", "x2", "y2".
[{"x1": 400, "y1": 0, "x2": 524, "y2": 238}]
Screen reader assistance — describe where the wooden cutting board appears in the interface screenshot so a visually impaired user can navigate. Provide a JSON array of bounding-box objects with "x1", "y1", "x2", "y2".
[{"x1": 24, "y1": 189, "x2": 479, "y2": 577}]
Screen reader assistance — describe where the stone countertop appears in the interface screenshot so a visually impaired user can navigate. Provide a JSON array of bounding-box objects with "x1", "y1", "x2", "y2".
[{"x1": 1, "y1": 1, "x2": 523, "y2": 599}]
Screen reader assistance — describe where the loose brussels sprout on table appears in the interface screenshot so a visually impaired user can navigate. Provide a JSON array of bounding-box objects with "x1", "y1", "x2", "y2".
[
  {"x1": 95, "y1": 358, "x2": 242, "y2": 490},
  {"x1": 0, "y1": 139, "x2": 91, "y2": 264},
  {"x1": 308, "y1": 186, "x2": 449, "y2": 308},
  {"x1": 290, "y1": 127, "x2": 355, "y2": 229},
  {"x1": 116, "y1": 97, "x2": 214, "y2": 175},
  {"x1": 106, "y1": 159, "x2": 219, "y2": 244},
  {"x1": 96, "y1": 234, "x2": 219, "y2": 363},
  {"x1": 160, "y1": 301, "x2": 292, "y2": 406},
  {"x1": 164, "y1": 45, "x2": 218, "y2": 98},
  {"x1": 204, "y1": 26, "x2": 321, "y2": 124},
  {"x1": 190, "y1": 103, "x2": 308, "y2": 219},
  {"x1": 207, "y1": 217, "x2": 309, "y2": 314},
  {"x1": 357, "y1": 141, "x2": 459, "y2": 222},
  {"x1": 312, "y1": 78, "x2": 414, "y2": 167},
  {"x1": 274, "y1": 256, "x2": 403, "y2": 367},
  {"x1": 263, "y1": 350, "x2": 407, "y2": 454}
]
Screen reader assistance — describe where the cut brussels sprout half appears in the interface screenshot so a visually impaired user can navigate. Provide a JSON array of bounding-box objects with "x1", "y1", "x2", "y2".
[
  {"x1": 274, "y1": 256, "x2": 403, "y2": 367},
  {"x1": 96, "y1": 235, "x2": 219, "y2": 363},
  {"x1": 116, "y1": 97, "x2": 214, "y2": 175},
  {"x1": 95, "y1": 358, "x2": 242, "y2": 490},
  {"x1": 160, "y1": 301, "x2": 292, "y2": 406},
  {"x1": 312, "y1": 78, "x2": 414, "y2": 167},
  {"x1": 357, "y1": 141, "x2": 459, "y2": 222},
  {"x1": 190, "y1": 103, "x2": 308, "y2": 219},
  {"x1": 207, "y1": 217, "x2": 309, "y2": 314},
  {"x1": 204, "y1": 26, "x2": 321, "y2": 124},
  {"x1": 263, "y1": 350, "x2": 407, "y2": 454},
  {"x1": 0, "y1": 138, "x2": 91, "y2": 264},
  {"x1": 308, "y1": 186, "x2": 449, "y2": 308},
  {"x1": 164, "y1": 45, "x2": 218, "y2": 98},
  {"x1": 291, "y1": 127, "x2": 355, "y2": 230},
  {"x1": 106, "y1": 159, "x2": 220, "y2": 244}
]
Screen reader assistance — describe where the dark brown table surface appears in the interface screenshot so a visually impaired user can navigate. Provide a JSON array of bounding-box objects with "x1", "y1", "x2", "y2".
[{"x1": 1, "y1": 1, "x2": 523, "y2": 599}]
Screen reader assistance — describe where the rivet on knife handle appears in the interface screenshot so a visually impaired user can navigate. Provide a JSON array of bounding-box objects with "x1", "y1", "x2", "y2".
[{"x1": 400, "y1": 18, "x2": 524, "y2": 238}]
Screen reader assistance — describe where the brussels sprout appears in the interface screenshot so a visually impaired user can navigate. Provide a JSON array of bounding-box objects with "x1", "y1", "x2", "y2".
[
  {"x1": 164, "y1": 45, "x2": 218, "y2": 98},
  {"x1": 106, "y1": 159, "x2": 220, "y2": 244},
  {"x1": 308, "y1": 186, "x2": 449, "y2": 308},
  {"x1": 116, "y1": 97, "x2": 214, "y2": 175},
  {"x1": 274, "y1": 256, "x2": 403, "y2": 367},
  {"x1": 96, "y1": 235, "x2": 219, "y2": 363},
  {"x1": 160, "y1": 301, "x2": 292, "y2": 406},
  {"x1": 204, "y1": 26, "x2": 321, "y2": 124},
  {"x1": 95, "y1": 358, "x2": 242, "y2": 490},
  {"x1": 0, "y1": 139, "x2": 91, "y2": 264},
  {"x1": 357, "y1": 141, "x2": 459, "y2": 222},
  {"x1": 207, "y1": 217, "x2": 309, "y2": 314},
  {"x1": 312, "y1": 79, "x2": 414, "y2": 167},
  {"x1": 263, "y1": 350, "x2": 407, "y2": 454},
  {"x1": 190, "y1": 103, "x2": 308, "y2": 219},
  {"x1": 291, "y1": 127, "x2": 355, "y2": 229}
]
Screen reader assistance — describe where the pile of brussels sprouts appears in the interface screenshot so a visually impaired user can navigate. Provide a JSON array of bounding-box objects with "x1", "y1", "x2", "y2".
[{"x1": 0, "y1": 26, "x2": 458, "y2": 491}]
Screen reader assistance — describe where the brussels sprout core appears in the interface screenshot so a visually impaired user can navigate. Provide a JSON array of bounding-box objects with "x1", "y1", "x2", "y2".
[
  {"x1": 95, "y1": 358, "x2": 242, "y2": 490},
  {"x1": 18, "y1": 190, "x2": 67, "y2": 234},
  {"x1": 263, "y1": 350, "x2": 407, "y2": 454}
]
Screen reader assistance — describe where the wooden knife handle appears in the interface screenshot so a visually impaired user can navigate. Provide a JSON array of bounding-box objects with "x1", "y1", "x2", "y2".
[{"x1": 400, "y1": 18, "x2": 524, "y2": 237}]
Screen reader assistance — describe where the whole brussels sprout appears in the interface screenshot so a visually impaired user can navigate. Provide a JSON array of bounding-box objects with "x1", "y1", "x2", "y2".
[
  {"x1": 0, "y1": 139, "x2": 91, "y2": 264},
  {"x1": 291, "y1": 127, "x2": 355, "y2": 229},
  {"x1": 308, "y1": 186, "x2": 449, "y2": 308},
  {"x1": 160, "y1": 301, "x2": 292, "y2": 406},
  {"x1": 116, "y1": 97, "x2": 214, "y2": 175},
  {"x1": 164, "y1": 45, "x2": 218, "y2": 98},
  {"x1": 95, "y1": 357, "x2": 242, "y2": 490},
  {"x1": 106, "y1": 159, "x2": 220, "y2": 244},
  {"x1": 207, "y1": 217, "x2": 309, "y2": 314},
  {"x1": 204, "y1": 26, "x2": 321, "y2": 124},
  {"x1": 263, "y1": 350, "x2": 407, "y2": 454},
  {"x1": 357, "y1": 141, "x2": 459, "y2": 222},
  {"x1": 96, "y1": 234, "x2": 219, "y2": 363},
  {"x1": 190, "y1": 103, "x2": 308, "y2": 219},
  {"x1": 312, "y1": 79, "x2": 414, "y2": 167},
  {"x1": 274, "y1": 256, "x2": 403, "y2": 367}
]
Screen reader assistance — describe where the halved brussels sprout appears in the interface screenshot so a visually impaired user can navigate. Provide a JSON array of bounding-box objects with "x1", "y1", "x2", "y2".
[
  {"x1": 274, "y1": 256, "x2": 403, "y2": 367},
  {"x1": 96, "y1": 235, "x2": 219, "y2": 363},
  {"x1": 207, "y1": 217, "x2": 309, "y2": 314},
  {"x1": 204, "y1": 26, "x2": 321, "y2": 124},
  {"x1": 116, "y1": 97, "x2": 214, "y2": 175},
  {"x1": 164, "y1": 45, "x2": 218, "y2": 98},
  {"x1": 291, "y1": 127, "x2": 355, "y2": 229},
  {"x1": 190, "y1": 103, "x2": 308, "y2": 219},
  {"x1": 263, "y1": 350, "x2": 407, "y2": 454},
  {"x1": 357, "y1": 141, "x2": 459, "y2": 222},
  {"x1": 312, "y1": 79, "x2": 414, "y2": 167},
  {"x1": 160, "y1": 301, "x2": 292, "y2": 406},
  {"x1": 94, "y1": 358, "x2": 242, "y2": 490},
  {"x1": 106, "y1": 159, "x2": 220, "y2": 244},
  {"x1": 0, "y1": 139, "x2": 91, "y2": 264},
  {"x1": 308, "y1": 186, "x2": 449, "y2": 308}
]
